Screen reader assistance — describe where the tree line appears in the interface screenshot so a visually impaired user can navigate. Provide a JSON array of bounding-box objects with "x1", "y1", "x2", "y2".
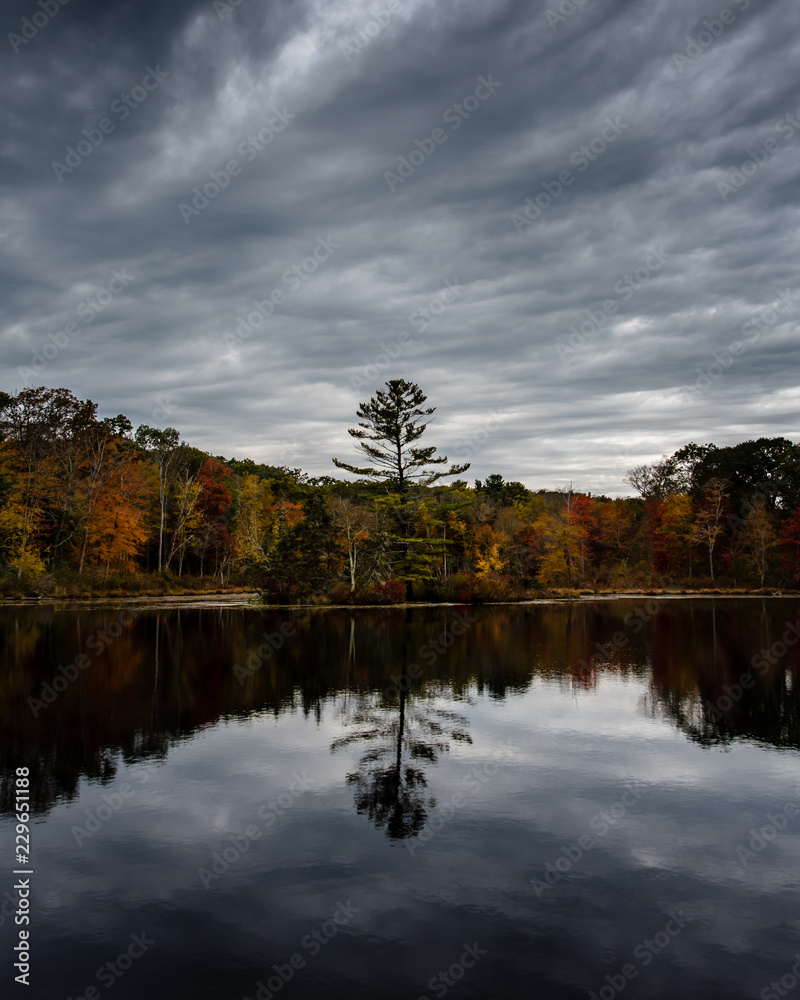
[{"x1": 1, "y1": 382, "x2": 799, "y2": 599}]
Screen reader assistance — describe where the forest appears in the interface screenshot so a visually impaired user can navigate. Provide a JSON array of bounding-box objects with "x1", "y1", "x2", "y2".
[{"x1": 1, "y1": 382, "x2": 799, "y2": 600}]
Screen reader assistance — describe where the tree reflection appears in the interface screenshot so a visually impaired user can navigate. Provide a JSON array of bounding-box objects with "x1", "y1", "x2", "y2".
[
  {"x1": 331, "y1": 669, "x2": 471, "y2": 840},
  {"x1": 3, "y1": 600, "x2": 800, "y2": 821}
]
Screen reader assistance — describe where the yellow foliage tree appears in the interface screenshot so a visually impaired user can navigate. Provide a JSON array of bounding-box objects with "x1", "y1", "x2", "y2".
[
  {"x1": 737, "y1": 496, "x2": 778, "y2": 587},
  {"x1": 233, "y1": 474, "x2": 274, "y2": 570}
]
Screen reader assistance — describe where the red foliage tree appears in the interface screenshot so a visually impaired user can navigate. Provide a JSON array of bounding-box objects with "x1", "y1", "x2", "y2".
[
  {"x1": 780, "y1": 508, "x2": 800, "y2": 580},
  {"x1": 195, "y1": 459, "x2": 234, "y2": 579}
]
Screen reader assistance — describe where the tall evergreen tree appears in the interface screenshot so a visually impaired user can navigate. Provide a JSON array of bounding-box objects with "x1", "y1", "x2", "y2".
[{"x1": 332, "y1": 379, "x2": 469, "y2": 492}]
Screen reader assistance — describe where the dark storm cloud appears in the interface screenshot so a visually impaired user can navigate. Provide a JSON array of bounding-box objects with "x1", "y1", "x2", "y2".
[{"x1": 1, "y1": 0, "x2": 798, "y2": 494}]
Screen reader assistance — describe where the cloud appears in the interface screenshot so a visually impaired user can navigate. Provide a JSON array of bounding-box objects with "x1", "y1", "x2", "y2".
[{"x1": 1, "y1": 0, "x2": 798, "y2": 494}]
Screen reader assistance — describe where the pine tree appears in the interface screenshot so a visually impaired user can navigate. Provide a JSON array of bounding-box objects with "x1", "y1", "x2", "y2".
[{"x1": 333, "y1": 380, "x2": 469, "y2": 493}]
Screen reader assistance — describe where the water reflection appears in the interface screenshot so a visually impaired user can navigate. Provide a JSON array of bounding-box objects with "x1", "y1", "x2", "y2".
[
  {"x1": 1, "y1": 598, "x2": 799, "y2": 823},
  {"x1": 3, "y1": 599, "x2": 800, "y2": 1000},
  {"x1": 332, "y1": 664, "x2": 471, "y2": 839}
]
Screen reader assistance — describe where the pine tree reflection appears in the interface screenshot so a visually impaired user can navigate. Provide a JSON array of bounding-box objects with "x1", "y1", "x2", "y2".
[{"x1": 331, "y1": 668, "x2": 471, "y2": 840}]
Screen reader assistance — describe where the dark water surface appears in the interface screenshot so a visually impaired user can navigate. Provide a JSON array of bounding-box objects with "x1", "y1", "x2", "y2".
[{"x1": 1, "y1": 597, "x2": 799, "y2": 1000}]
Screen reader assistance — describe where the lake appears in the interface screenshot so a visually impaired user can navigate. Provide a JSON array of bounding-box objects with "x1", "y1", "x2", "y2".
[{"x1": 1, "y1": 597, "x2": 799, "y2": 1000}]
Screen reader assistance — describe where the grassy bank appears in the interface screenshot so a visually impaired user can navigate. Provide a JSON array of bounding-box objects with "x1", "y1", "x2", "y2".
[{"x1": 2, "y1": 566, "x2": 797, "y2": 604}]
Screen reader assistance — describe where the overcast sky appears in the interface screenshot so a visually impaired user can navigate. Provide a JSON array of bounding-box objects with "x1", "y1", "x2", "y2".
[{"x1": 2, "y1": 0, "x2": 798, "y2": 494}]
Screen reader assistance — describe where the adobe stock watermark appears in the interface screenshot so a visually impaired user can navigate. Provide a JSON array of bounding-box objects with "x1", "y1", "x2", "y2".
[
  {"x1": 27, "y1": 608, "x2": 139, "y2": 715},
  {"x1": 70, "y1": 762, "x2": 158, "y2": 846},
  {"x1": 759, "y1": 953, "x2": 800, "y2": 1000},
  {"x1": 556, "y1": 248, "x2": 671, "y2": 364},
  {"x1": 198, "y1": 772, "x2": 313, "y2": 888},
  {"x1": 65, "y1": 932, "x2": 155, "y2": 1000},
  {"x1": 349, "y1": 331, "x2": 414, "y2": 391},
  {"x1": 338, "y1": 0, "x2": 403, "y2": 62},
  {"x1": 8, "y1": 0, "x2": 70, "y2": 54},
  {"x1": 416, "y1": 941, "x2": 488, "y2": 1000},
  {"x1": 349, "y1": 279, "x2": 462, "y2": 390},
  {"x1": 451, "y1": 409, "x2": 507, "y2": 462},
  {"x1": 152, "y1": 394, "x2": 179, "y2": 422},
  {"x1": 385, "y1": 75, "x2": 501, "y2": 192},
  {"x1": 510, "y1": 116, "x2": 628, "y2": 233},
  {"x1": 682, "y1": 286, "x2": 800, "y2": 400},
  {"x1": 716, "y1": 100, "x2": 800, "y2": 202},
  {"x1": 606, "y1": 445, "x2": 640, "y2": 485},
  {"x1": 51, "y1": 65, "x2": 170, "y2": 181},
  {"x1": 275, "y1": 438, "x2": 301, "y2": 466},
  {"x1": 671, "y1": 0, "x2": 751, "y2": 73},
  {"x1": 529, "y1": 781, "x2": 648, "y2": 898},
  {"x1": 409, "y1": 278, "x2": 463, "y2": 333},
  {"x1": 406, "y1": 739, "x2": 518, "y2": 856},
  {"x1": 575, "y1": 597, "x2": 663, "y2": 675},
  {"x1": 17, "y1": 268, "x2": 135, "y2": 384},
  {"x1": 545, "y1": 0, "x2": 591, "y2": 31},
  {"x1": 588, "y1": 910, "x2": 692, "y2": 1000},
  {"x1": 221, "y1": 236, "x2": 341, "y2": 353},
  {"x1": 241, "y1": 900, "x2": 359, "y2": 1000},
  {"x1": 233, "y1": 619, "x2": 299, "y2": 684},
  {"x1": 384, "y1": 609, "x2": 478, "y2": 702},
  {"x1": 735, "y1": 787, "x2": 800, "y2": 868},
  {"x1": 178, "y1": 109, "x2": 295, "y2": 223},
  {"x1": 703, "y1": 613, "x2": 800, "y2": 721}
]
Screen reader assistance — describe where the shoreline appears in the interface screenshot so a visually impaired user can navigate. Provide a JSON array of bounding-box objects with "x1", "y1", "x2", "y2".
[{"x1": 1, "y1": 589, "x2": 797, "y2": 611}]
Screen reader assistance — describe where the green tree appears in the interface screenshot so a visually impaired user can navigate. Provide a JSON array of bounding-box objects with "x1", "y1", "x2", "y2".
[{"x1": 332, "y1": 380, "x2": 469, "y2": 493}]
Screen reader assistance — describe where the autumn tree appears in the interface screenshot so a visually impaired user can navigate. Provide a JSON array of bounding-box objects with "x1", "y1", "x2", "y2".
[
  {"x1": 194, "y1": 459, "x2": 234, "y2": 581},
  {"x1": 329, "y1": 496, "x2": 373, "y2": 593},
  {"x1": 273, "y1": 493, "x2": 332, "y2": 593},
  {"x1": 780, "y1": 508, "x2": 800, "y2": 581},
  {"x1": 165, "y1": 471, "x2": 205, "y2": 574},
  {"x1": 532, "y1": 491, "x2": 595, "y2": 585},
  {"x1": 0, "y1": 387, "x2": 97, "y2": 561},
  {"x1": 693, "y1": 480, "x2": 728, "y2": 581},
  {"x1": 83, "y1": 457, "x2": 150, "y2": 575},
  {"x1": 134, "y1": 425, "x2": 181, "y2": 570},
  {"x1": 232, "y1": 473, "x2": 272, "y2": 573},
  {"x1": 648, "y1": 492, "x2": 693, "y2": 576},
  {"x1": 596, "y1": 499, "x2": 635, "y2": 574},
  {"x1": 737, "y1": 496, "x2": 778, "y2": 587}
]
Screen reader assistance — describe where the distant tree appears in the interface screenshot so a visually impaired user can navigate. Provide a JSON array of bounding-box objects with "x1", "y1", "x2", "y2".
[
  {"x1": 0, "y1": 386, "x2": 97, "y2": 560},
  {"x1": 476, "y1": 474, "x2": 506, "y2": 500},
  {"x1": 532, "y1": 490, "x2": 595, "y2": 585},
  {"x1": 333, "y1": 380, "x2": 469, "y2": 493},
  {"x1": 780, "y1": 508, "x2": 800, "y2": 581},
  {"x1": 659, "y1": 492, "x2": 694, "y2": 576},
  {"x1": 329, "y1": 496, "x2": 373, "y2": 593},
  {"x1": 693, "y1": 480, "x2": 728, "y2": 581},
  {"x1": 134, "y1": 425, "x2": 181, "y2": 570},
  {"x1": 694, "y1": 437, "x2": 798, "y2": 510},
  {"x1": 75, "y1": 417, "x2": 137, "y2": 574},
  {"x1": 475, "y1": 474, "x2": 529, "y2": 507},
  {"x1": 736, "y1": 497, "x2": 778, "y2": 587},
  {"x1": 166, "y1": 471, "x2": 205, "y2": 574},
  {"x1": 624, "y1": 459, "x2": 677, "y2": 501},
  {"x1": 194, "y1": 459, "x2": 234, "y2": 580},
  {"x1": 625, "y1": 443, "x2": 717, "y2": 501},
  {"x1": 596, "y1": 499, "x2": 635, "y2": 573},
  {"x1": 668, "y1": 443, "x2": 718, "y2": 494}
]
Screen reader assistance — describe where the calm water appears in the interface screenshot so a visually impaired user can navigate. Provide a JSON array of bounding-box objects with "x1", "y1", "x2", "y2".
[{"x1": 1, "y1": 598, "x2": 799, "y2": 1000}]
